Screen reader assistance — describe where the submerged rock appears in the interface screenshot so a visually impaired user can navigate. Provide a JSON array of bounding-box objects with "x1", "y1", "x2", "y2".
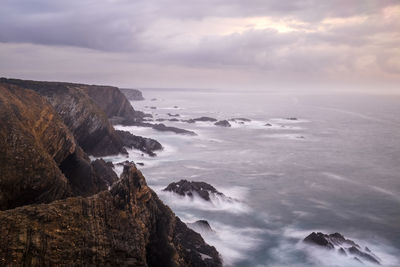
[
  {"x1": 181, "y1": 119, "x2": 196, "y2": 124},
  {"x1": 193, "y1": 117, "x2": 218, "y2": 122},
  {"x1": 229, "y1": 118, "x2": 251, "y2": 122},
  {"x1": 214, "y1": 120, "x2": 231, "y2": 127},
  {"x1": 163, "y1": 180, "x2": 225, "y2": 202},
  {"x1": 286, "y1": 117, "x2": 298, "y2": 121},
  {"x1": 167, "y1": 113, "x2": 180, "y2": 117},
  {"x1": 152, "y1": 123, "x2": 197, "y2": 135},
  {"x1": 304, "y1": 232, "x2": 380, "y2": 265}
]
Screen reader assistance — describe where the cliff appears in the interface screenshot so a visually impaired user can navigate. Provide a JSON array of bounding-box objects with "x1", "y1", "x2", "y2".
[
  {"x1": 82, "y1": 85, "x2": 148, "y2": 125},
  {"x1": 0, "y1": 79, "x2": 221, "y2": 266},
  {"x1": 0, "y1": 83, "x2": 113, "y2": 210},
  {"x1": 121, "y1": 88, "x2": 145, "y2": 101},
  {"x1": 0, "y1": 163, "x2": 221, "y2": 266},
  {"x1": 0, "y1": 78, "x2": 127, "y2": 157}
]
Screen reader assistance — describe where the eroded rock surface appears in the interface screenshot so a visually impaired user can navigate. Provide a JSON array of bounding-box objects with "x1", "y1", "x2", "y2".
[
  {"x1": 0, "y1": 83, "x2": 115, "y2": 210},
  {"x1": 0, "y1": 78, "x2": 127, "y2": 157},
  {"x1": 0, "y1": 163, "x2": 222, "y2": 267}
]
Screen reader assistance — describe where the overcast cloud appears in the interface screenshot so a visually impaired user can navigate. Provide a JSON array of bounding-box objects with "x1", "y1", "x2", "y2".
[{"x1": 0, "y1": 0, "x2": 399, "y2": 91}]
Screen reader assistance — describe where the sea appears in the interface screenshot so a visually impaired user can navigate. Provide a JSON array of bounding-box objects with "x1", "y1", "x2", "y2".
[{"x1": 101, "y1": 88, "x2": 400, "y2": 266}]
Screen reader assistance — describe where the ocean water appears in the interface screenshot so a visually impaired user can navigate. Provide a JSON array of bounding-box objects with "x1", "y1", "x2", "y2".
[{"x1": 106, "y1": 89, "x2": 400, "y2": 266}]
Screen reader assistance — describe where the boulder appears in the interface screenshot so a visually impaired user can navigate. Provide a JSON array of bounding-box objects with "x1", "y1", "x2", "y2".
[
  {"x1": 163, "y1": 180, "x2": 224, "y2": 202},
  {"x1": 214, "y1": 120, "x2": 231, "y2": 127}
]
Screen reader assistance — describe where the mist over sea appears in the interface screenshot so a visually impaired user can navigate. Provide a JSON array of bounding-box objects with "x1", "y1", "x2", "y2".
[{"x1": 105, "y1": 89, "x2": 400, "y2": 266}]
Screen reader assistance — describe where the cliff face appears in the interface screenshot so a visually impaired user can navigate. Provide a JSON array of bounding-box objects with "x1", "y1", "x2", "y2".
[
  {"x1": 0, "y1": 78, "x2": 127, "y2": 157},
  {"x1": 121, "y1": 88, "x2": 145, "y2": 101},
  {"x1": 0, "y1": 163, "x2": 221, "y2": 267},
  {"x1": 0, "y1": 78, "x2": 221, "y2": 266},
  {"x1": 0, "y1": 83, "x2": 113, "y2": 210},
  {"x1": 81, "y1": 85, "x2": 147, "y2": 125}
]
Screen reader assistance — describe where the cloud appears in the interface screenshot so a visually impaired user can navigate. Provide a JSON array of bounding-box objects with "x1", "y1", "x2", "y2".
[{"x1": 0, "y1": 0, "x2": 399, "y2": 89}]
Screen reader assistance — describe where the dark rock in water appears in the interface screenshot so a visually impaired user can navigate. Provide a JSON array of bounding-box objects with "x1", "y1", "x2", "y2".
[
  {"x1": 0, "y1": 163, "x2": 222, "y2": 266},
  {"x1": 229, "y1": 117, "x2": 251, "y2": 122},
  {"x1": 214, "y1": 120, "x2": 231, "y2": 127},
  {"x1": 174, "y1": 105, "x2": 179, "y2": 108},
  {"x1": 304, "y1": 232, "x2": 380, "y2": 265},
  {"x1": 150, "y1": 106, "x2": 157, "y2": 109},
  {"x1": 286, "y1": 117, "x2": 298, "y2": 120},
  {"x1": 187, "y1": 220, "x2": 215, "y2": 234},
  {"x1": 116, "y1": 130, "x2": 162, "y2": 156},
  {"x1": 265, "y1": 123, "x2": 272, "y2": 126},
  {"x1": 339, "y1": 247, "x2": 347, "y2": 255},
  {"x1": 168, "y1": 113, "x2": 180, "y2": 117},
  {"x1": 120, "y1": 88, "x2": 145, "y2": 101},
  {"x1": 193, "y1": 116, "x2": 218, "y2": 122},
  {"x1": 348, "y1": 246, "x2": 380, "y2": 265},
  {"x1": 156, "y1": 118, "x2": 166, "y2": 122},
  {"x1": 152, "y1": 123, "x2": 197, "y2": 136},
  {"x1": 151, "y1": 98, "x2": 157, "y2": 101},
  {"x1": 136, "y1": 162, "x2": 144, "y2": 166},
  {"x1": 304, "y1": 232, "x2": 334, "y2": 249},
  {"x1": 163, "y1": 179, "x2": 224, "y2": 202},
  {"x1": 168, "y1": 118, "x2": 180, "y2": 122}
]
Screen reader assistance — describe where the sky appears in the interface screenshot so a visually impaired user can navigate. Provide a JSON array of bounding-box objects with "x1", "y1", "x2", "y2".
[{"x1": 0, "y1": 0, "x2": 399, "y2": 92}]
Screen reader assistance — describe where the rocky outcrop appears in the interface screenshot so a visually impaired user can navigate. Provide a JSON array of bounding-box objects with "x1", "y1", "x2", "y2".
[
  {"x1": 214, "y1": 120, "x2": 231, "y2": 127},
  {"x1": 304, "y1": 232, "x2": 380, "y2": 265},
  {"x1": 0, "y1": 78, "x2": 127, "y2": 157},
  {"x1": 163, "y1": 180, "x2": 224, "y2": 202},
  {"x1": 121, "y1": 88, "x2": 145, "y2": 101},
  {"x1": 0, "y1": 83, "x2": 115, "y2": 210},
  {"x1": 151, "y1": 123, "x2": 196, "y2": 136},
  {"x1": 0, "y1": 163, "x2": 222, "y2": 267},
  {"x1": 116, "y1": 130, "x2": 163, "y2": 156}
]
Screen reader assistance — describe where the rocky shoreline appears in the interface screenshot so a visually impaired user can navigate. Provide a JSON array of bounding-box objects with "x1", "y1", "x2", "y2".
[{"x1": 0, "y1": 78, "x2": 222, "y2": 266}]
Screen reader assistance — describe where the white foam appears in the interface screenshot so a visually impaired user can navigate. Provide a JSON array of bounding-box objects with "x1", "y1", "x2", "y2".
[
  {"x1": 275, "y1": 227, "x2": 400, "y2": 267},
  {"x1": 182, "y1": 215, "x2": 265, "y2": 266},
  {"x1": 261, "y1": 133, "x2": 307, "y2": 140},
  {"x1": 154, "y1": 186, "x2": 251, "y2": 215}
]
